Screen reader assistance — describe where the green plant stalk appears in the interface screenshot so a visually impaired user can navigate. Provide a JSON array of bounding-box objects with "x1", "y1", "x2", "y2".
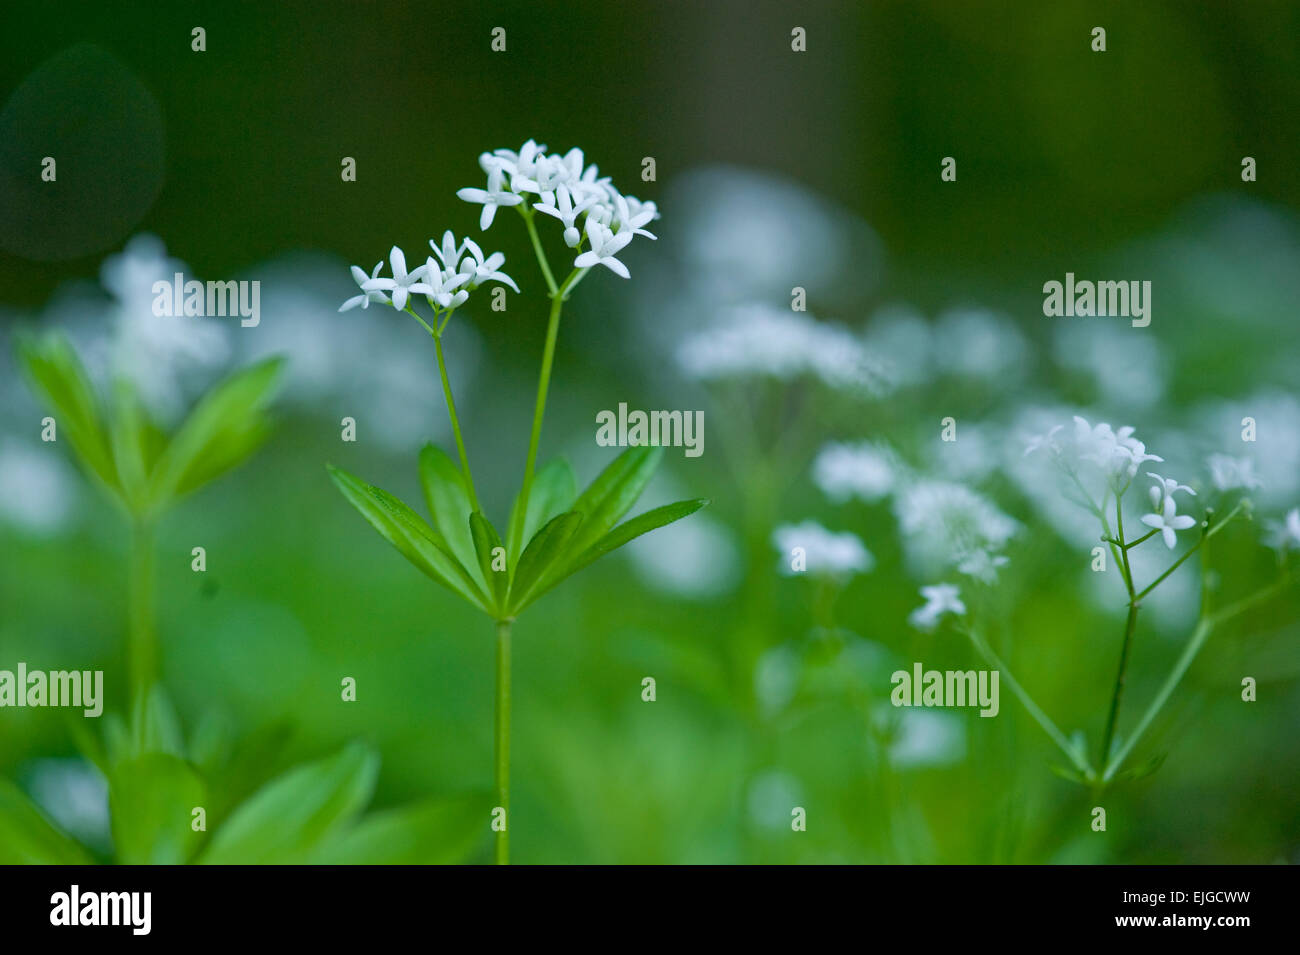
[
  {"x1": 432, "y1": 323, "x2": 480, "y2": 512},
  {"x1": 1098, "y1": 496, "x2": 1139, "y2": 769},
  {"x1": 965, "y1": 628, "x2": 1092, "y2": 778},
  {"x1": 127, "y1": 517, "x2": 157, "y2": 703},
  {"x1": 494, "y1": 619, "x2": 512, "y2": 865}
]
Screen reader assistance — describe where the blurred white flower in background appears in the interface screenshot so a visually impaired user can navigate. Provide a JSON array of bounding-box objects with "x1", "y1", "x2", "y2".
[
  {"x1": 1206, "y1": 453, "x2": 1263, "y2": 492},
  {"x1": 753, "y1": 643, "x2": 802, "y2": 716},
  {"x1": 0, "y1": 437, "x2": 79, "y2": 534},
  {"x1": 676, "y1": 302, "x2": 888, "y2": 396},
  {"x1": 746, "y1": 768, "x2": 806, "y2": 831},
  {"x1": 625, "y1": 509, "x2": 741, "y2": 599},
  {"x1": 1054, "y1": 321, "x2": 1167, "y2": 407},
  {"x1": 908, "y1": 583, "x2": 967, "y2": 631},
  {"x1": 892, "y1": 479, "x2": 1017, "y2": 576},
  {"x1": 1196, "y1": 392, "x2": 1300, "y2": 506},
  {"x1": 926, "y1": 420, "x2": 1003, "y2": 483},
  {"x1": 863, "y1": 305, "x2": 933, "y2": 389},
  {"x1": 813, "y1": 440, "x2": 897, "y2": 503},
  {"x1": 933, "y1": 306, "x2": 1029, "y2": 382},
  {"x1": 23, "y1": 758, "x2": 110, "y2": 854},
  {"x1": 1264, "y1": 508, "x2": 1300, "y2": 554},
  {"x1": 100, "y1": 234, "x2": 231, "y2": 424},
  {"x1": 772, "y1": 520, "x2": 874, "y2": 577},
  {"x1": 882, "y1": 707, "x2": 966, "y2": 769}
]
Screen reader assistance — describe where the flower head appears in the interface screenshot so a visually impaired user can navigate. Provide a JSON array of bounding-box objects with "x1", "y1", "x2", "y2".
[
  {"x1": 771, "y1": 520, "x2": 874, "y2": 577},
  {"x1": 908, "y1": 584, "x2": 967, "y2": 632},
  {"x1": 360, "y1": 246, "x2": 433, "y2": 311},
  {"x1": 1140, "y1": 494, "x2": 1198, "y2": 549},
  {"x1": 1146, "y1": 471, "x2": 1195, "y2": 510},
  {"x1": 340, "y1": 261, "x2": 390, "y2": 312},
  {"x1": 1263, "y1": 508, "x2": 1300, "y2": 553}
]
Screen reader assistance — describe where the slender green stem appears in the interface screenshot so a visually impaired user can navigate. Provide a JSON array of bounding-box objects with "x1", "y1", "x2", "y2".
[
  {"x1": 521, "y1": 208, "x2": 558, "y2": 296},
  {"x1": 1098, "y1": 602, "x2": 1139, "y2": 768},
  {"x1": 964, "y1": 628, "x2": 1092, "y2": 778},
  {"x1": 1124, "y1": 528, "x2": 1160, "y2": 549},
  {"x1": 1133, "y1": 500, "x2": 1246, "y2": 602},
  {"x1": 127, "y1": 517, "x2": 157, "y2": 704},
  {"x1": 431, "y1": 319, "x2": 480, "y2": 511},
  {"x1": 494, "y1": 619, "x2": 512, "y2": 865}
]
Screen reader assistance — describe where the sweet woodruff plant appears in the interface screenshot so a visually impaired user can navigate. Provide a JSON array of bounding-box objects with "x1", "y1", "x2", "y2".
[{"x1": 329, "y1": 140, "x2": 705, "y2": 864}]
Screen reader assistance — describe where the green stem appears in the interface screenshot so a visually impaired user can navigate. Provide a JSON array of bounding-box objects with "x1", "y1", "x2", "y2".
[
  {"x1": 431, "y1": 320, "x2": 480, "y2": 511},
  {"x1": 494, "y1": 619, "x2": 512, "y2": 865},
  {"x1": 127, "y1": 517, "x2": 157, "y2": 704},
  {"x1": 521, "y1": 209, "x2": 558, "y2": 296},
  {"x1": 1133, "y1": 500, "x2": 1246, "y2": 602},
  {"x1": 965, "y1": 628, "x2": 1092, "y2": 778},
  {"x1": 1098, "y1": 602, "x2": 1139, "y2": 769}
]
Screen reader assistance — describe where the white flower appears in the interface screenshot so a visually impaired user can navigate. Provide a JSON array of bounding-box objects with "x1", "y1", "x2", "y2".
[
  {"x1": 1263, "y1": 508, "x2": 1300, "y2": 553},
  {"x1": 893, "y1": 479, "x2": 1018, "y2": 574},
  {"x1": 1146, "y1": 472, "x2": 1195, "y2": 509},
  {"x1": 533, "y1": 183, "x2": 595, "y2": 248},
  {"x1": 494, "y1": 138, "x2": 548, "y2": 194},
  {"x1": 1140, "y1": 495, "x2": 1198, "y2": 549},
  {"x1": 611, "y1": 193, "x2": 658, "y2": 240},
  {"x1": 574, "y1": 219, "x2": 634, "y2": 278},
  {"x1": 457, "y1": 238, "x2": 518, "y2": 291},
  {"x1": 339, "y1": 261, "x2": 390, "y2": 311},
  {"x1": 1207, "y1": 453, "x2": 1263, "y2": 492},
  {"x1": 456, "y1": 165, "x2": 524, "y2": 230},
  {"x1": 908, "y1": 584, "x2": 966, "y2": 632},
  {"x1": 422, "y1": 256, "x2": 469, "y2": 309},
  {"x1": 812, "y1": 441, "x2": 896, "y2": 503},
  {"x1": 772, "y1": 520, "x2": 873, "y2": 577},
  {"x1": 1023, "y1": 424, "x2": 1064, "y2": 457},
  {"x1": 676, "y1": 303, "x2": 888, "y2": 395},
  {"x1": 957, "y1": 549, "x2": 1010, "y2": 584},
  {"x1": 361, "y1": 246, "x2": 433, "y2": 311}
]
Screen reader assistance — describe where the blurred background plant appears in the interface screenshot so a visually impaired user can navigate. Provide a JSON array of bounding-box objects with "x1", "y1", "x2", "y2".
[{"x1": 2, "y1": 0, "x2": 1298, "y2": 863}]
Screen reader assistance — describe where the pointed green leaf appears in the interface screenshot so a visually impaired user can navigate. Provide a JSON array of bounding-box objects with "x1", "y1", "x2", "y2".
[
  {"x1": 565, "y1": 445, "x2": 664, "y2": 560},
  {"x1": 0, "y1": 778, "x2": 94, "y2": 864},
  {"x1": 328, "y1": 465, "x2": 489, "y2": 611},
  {"x1": 147, "y1": 357, "x2": 284, "y2": 507},
  {"x1": 508, "y1": 511, "x2": 583, "y2": 614},
  {"x1": 419, "y1": 444, "x2": 487, "y2": 592},
  {"x1": 17, "y1": 332, "x2": 119, "y2": 496},
  {"x1": 109, "y1": 753, "x2": 207, "y2": 864},
  {"x1": 305, "y1": 794, "x2": 488, "y2": 864},
  {"x1": 470, "y1": 512, "x2": 507, "y2": 613},
  {"x1": 506, "y1": 457, "x2": 578, "y2": 560},
  {"x1": 198, "y1": 743, "x2": 379, "y2": 864},
  {"x1": 520, "y1": 499, "x2": 709, "y2": 612}
]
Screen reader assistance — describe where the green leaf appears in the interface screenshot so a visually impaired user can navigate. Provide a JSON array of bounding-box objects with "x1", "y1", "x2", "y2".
[
  {"x1": 0, "y1": 777, "x2": 94, "y2": 864},
  {"x1": 328, "y1": 465, "x2": 489, "y2": 612},
  {"x1": 147, "y1": 357, "x2": 284, "y2": 508},
  {"x1": 506, "y1": 457, "x2": 578, "y2": 560},
  {"x1": 508, "y1": 511, "x2": 583, "y2": 614},
  {"x1": 1111, "y1": 753, "x2": 1167, "y2": 784},
  {"x1": 470, "y1": 512, "x2": 508, "y2": 613},
  {"x1": 564, "y1": 445, "x2": 664, "y2": 560},
  {"x1": 17, "y1": 332, "x2": 119, "y2": 496},
  {"x1": 418, "y1": 444, "x2": 487, "y2": 593},
  {"x1": 306, "y1": 794, "x2": 488, "y2": 864},
  {"x1": 520, "y1": 499, "x2": 709, "y2": 611},
  {"x1": 198, "y1": 743, "x2": 379, "y2": 864},
  {"x1": 109, "y1": 753, "x2": 207, "y2": 864},
  {"x1": 126, "y1": 684, "x2": 186, "y2": 762}
]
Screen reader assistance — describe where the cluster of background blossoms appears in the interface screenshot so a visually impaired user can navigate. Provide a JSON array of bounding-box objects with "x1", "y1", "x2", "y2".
[{"x1": 459, "y1": 139, "x2": 659, "y2": 278}]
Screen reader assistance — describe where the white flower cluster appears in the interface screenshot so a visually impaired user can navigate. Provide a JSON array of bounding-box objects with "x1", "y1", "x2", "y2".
[
  {"x1": 459, "y1": 139, "x2": 659, "y2": 278},
  {"x1": 812, "y1": 441, "x2": 897, "y2": 503},
  {"x1": 893, "y1": 479, "x2": 1018, "y2": 581},
  {"x1": 772, "y1": 520, "x2": 874, "y2": 577},
  {"x1": 1265, "y1": 508, "x2": 1300, "y2": 553},
  {"x1": 677, "y1": 303, "x2": 888, "y2": 394},
  {"x1": 908, "y1": 583, "x2": 967, "y2": 632},
  {"x1": 341, "y1": 233, "x2": 516, "y2": 314},
  {"x1": 1025, "y1": 415, "x2": 1163, "y2": 487}
]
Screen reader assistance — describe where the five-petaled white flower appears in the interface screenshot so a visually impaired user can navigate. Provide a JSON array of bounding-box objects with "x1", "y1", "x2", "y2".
[
  {"x1": 908, "y1": 584, "x2": 967, "y2": 632},
  {"x1": 1147, "y1": 472, "x2": 1196, "y2": 509},
  {"x1": 1141, "y1": 495, "x2": 1198, "y2": 549},
  {"x1": 575, "y1": 220, "x2": 634, "y2": 278},
  {"x1": 361, "y1": 246, "x2": 433, "y2": 311},
  {"x1": 340, "y1": 261, "x2": 390, "y2": 312}
]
